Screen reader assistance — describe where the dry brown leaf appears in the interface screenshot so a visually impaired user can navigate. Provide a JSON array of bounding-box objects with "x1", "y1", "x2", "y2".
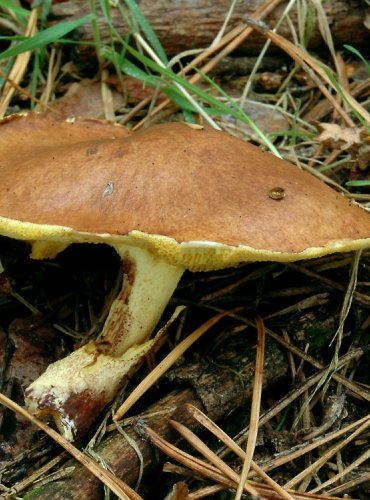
[
  {"x1": 316, "y1": 122, "x2": 362, "y2": 151},
  {"x1": 46, "y1": 79, "x2": 124, "y2": 119},
  {"x1": 316, "y1": 123, "x2": 370, "y2": 170}
]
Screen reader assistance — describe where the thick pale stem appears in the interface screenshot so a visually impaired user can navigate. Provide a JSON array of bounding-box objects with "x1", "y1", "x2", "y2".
[
  {"x1": 25, "y1": 245, "x2": 184, "y2": 441},
  {"x1": 100, "y1": 244, "x2": 184, "y2": 355}
]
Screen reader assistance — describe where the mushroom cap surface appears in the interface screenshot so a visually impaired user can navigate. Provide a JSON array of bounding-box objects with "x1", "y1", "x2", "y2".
[{"x1": 0, "y1": 114, "x2": 369, "y2": 270}]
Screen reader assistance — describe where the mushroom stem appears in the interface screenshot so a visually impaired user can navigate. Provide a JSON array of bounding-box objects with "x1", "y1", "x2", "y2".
[
  {"x1": 99, "y1": 244, "x2": 185, "y2": 355},
  {"x1": 25, "y1": 245, "x2": 184, "y2": 441}
]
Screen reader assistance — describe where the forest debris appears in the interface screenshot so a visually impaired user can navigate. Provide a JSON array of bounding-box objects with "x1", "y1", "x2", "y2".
[
  {"x1": 316, "y1": 122, "x2": 370, "y2": 169},
  {"x1": 0, "y1": 318, "x2": 58, "y2": 468},
  {"x1": 45, "y1": 79, "x2": 125, "y2": 119},
  {"x1": 21, "y1": 335, "x2": 287, "y2": 498},
  {"x1": 222, "y1": 100, "x2": 289, "y2": 137},
  {"x1": 316, "y1": 122, "x2": 362, "y2": 151}
]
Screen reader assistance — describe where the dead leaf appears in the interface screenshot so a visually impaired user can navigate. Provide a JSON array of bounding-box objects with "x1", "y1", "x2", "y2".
[
  {"x1": 316, "y1": 123, "x2": 370, "y2": 170},
  {"x1": 44, "y1": 79, "x2": 124, "y2": 119},
  {"x1": 163, "y1": 481, "x2": 189, "y2": 500},
  {"x1": 6, "y1": 318, "x2": 59, "y2": 388},
  {"x1": 316, "y1": 122, "x2": 362, "y2": 151}
]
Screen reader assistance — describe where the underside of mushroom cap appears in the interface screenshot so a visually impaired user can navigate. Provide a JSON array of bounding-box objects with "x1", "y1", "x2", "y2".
[{"x1": 0, "y1": 115, "x2": 369, "y2": 271}]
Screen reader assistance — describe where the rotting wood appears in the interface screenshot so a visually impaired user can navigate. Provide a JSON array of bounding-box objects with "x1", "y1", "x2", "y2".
[
  {"x1": 22, "y1": 336, "x2": 286, "y2": 499},
  {"x1": 52, "y1": 0, "x2": 370, "y2": 58}
]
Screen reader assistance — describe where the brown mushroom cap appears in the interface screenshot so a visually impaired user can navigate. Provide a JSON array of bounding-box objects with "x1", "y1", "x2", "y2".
[{"x1": 0, "y1": 114, "x2": 369, "y2": 270}]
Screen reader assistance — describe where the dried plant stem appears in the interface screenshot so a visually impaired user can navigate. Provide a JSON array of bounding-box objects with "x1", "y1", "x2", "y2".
[
  {"x1": 310, "y1": 445, "x2": 370, "y2": 493},
  {"x1": 133, "y1": 32, "x2": 221, "y2": 129},
  {"x1": 255, "y1": 25, "x2": 370, "y2": 125},
  {"x1": 260, "y1": 324, "x2": 369, "y2": 403},
  {"x1": 327, "y1": 471, "x2": 370, "y2": 497},
  {"x1": 287, "y1": 262, "x2": 370, "y2": 308},
  {"x1": 169, "y1": 419, "x2": 260, "y2": 497},
  {"x1": 188, "y1": 484, "x2": 226, "y2": 499},
  {"x1": 263, "y1": 413, "x2": 370, "y2": 474},
  {"x1": 0, "y1": 453, "x2": 66, "y2": 499},
  {"x1": 0, "y1": 9, "x2": 37, "y2": 118},
  {"x1": 145, "y1": 422, "x2": 347, "y2": 500},
  {"x1": 0, "y1": 68, "x2": 59, "y2": 114},
  {"x1": 143, "y1": 424, "x2": 243, "y2": 490}
]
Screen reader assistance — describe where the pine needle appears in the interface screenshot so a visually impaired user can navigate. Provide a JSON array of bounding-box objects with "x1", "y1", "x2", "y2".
[
  {"x1": 113, "y1": 307, "x2": 241, "y2": 421},
  {"x1": 235, "y1": 316, "x2": 265, "y2": 500},
  {"x1": 0, "y1": 392, "x2": 141, "y2": 500}
]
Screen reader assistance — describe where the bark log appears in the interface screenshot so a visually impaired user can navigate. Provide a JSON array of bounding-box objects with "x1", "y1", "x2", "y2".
[
  {"x1": 23, "y1": 336, "x2": 287, "y2": 499},
  {"x1": 52, "y1": 0, "x2": 370, "y2": 57}
]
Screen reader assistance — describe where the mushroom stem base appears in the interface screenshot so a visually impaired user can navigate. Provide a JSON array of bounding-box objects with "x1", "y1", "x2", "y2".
[
  {"x1": 25, "y1": 245, "x2": 184, "y2": 441},
  {"x1": 25, "y1": 336, "x2": 159, "y2": 441}
]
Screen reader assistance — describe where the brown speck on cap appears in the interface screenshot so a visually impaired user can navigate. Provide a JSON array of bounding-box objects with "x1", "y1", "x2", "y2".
[{"x1": 268, "y1": 186, "x2": 286, "y2": 200}]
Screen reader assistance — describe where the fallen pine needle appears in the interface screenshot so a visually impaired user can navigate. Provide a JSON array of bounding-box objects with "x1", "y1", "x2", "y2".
[
  {"x1": 143, "y1": 422, "x2": 346, "y2": 499},
  {"x1": 284, "y1": 413, "x2": 370, "y2": 489},
  {"x1": 235, "y1": 315, "x2": 265, "y2": 500},
  {"x1": 169, "y1": 419, "x2": 260, "y2": 497},
  {"x1": 0, "y1": 392, "x2": 141, "y2": 500},
  {"x1": 113, "y1": 308, "x2": 242, "y2": 421},
  {"x1": 140, "y1": 423, "x2": 259, "y2": 496},
  {"x1": 186, "y1": 404, "x2": 294, "y2": 500}
]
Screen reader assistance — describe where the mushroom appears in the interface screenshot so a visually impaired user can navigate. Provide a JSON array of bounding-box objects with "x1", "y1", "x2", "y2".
[{"x1": 0, "y1": 113, "x2": 369, "y2": 440}]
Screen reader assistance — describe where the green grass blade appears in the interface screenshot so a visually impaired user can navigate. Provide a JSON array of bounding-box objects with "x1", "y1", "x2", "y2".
[
  {"x1": 32, "y1": 0, "x2": 53, "y2": 23},
  {"x1": 344, "y1": 45, "x2": 370, "y2": 75},
  {"x1": 103, "y1": 48, "x2": 199, "y2": 111},
  {"x1": 107, "y1": 42, "x2": 279, "y2": 154},
  {"x1": 346, "y1": 180, "x2": 370, "y2": 187},
  {"x1": 110, "y1": 52, "x2": 158, "y2": 87},
  {"x1": 88, "y1": 0, "x2": 102, "y2": 63},
  {"x1": 0, "y1": 15, "x2": 92, "y2": 60},
  {"x1": 110, "y1": 39, "x2": 265, "y2": 144},
  {"x1": 0, "y1": 0, "x2": 30, "y2": 18},
  {"x1": 124, "y1": 0, "x2": 168, "y2": 64},
  {"x1": 197, "y1": 69, "x2": 281, "y2": 156},
  {"x1": 321, "y1": 63, "x2": 370, "y2": 131}
]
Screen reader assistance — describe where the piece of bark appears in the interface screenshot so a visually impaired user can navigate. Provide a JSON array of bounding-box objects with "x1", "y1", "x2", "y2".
[
  {"x1": 52, "y1": 0, "x2": 370, "y2": 58},
  {"x1": 23, "y1": 336, "x2": 287, "y2": 499}
]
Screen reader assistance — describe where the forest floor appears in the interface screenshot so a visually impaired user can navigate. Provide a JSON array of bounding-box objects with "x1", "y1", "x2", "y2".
[{"x1": 0, "y1": 1, "x2": 369, "y2": 499}]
